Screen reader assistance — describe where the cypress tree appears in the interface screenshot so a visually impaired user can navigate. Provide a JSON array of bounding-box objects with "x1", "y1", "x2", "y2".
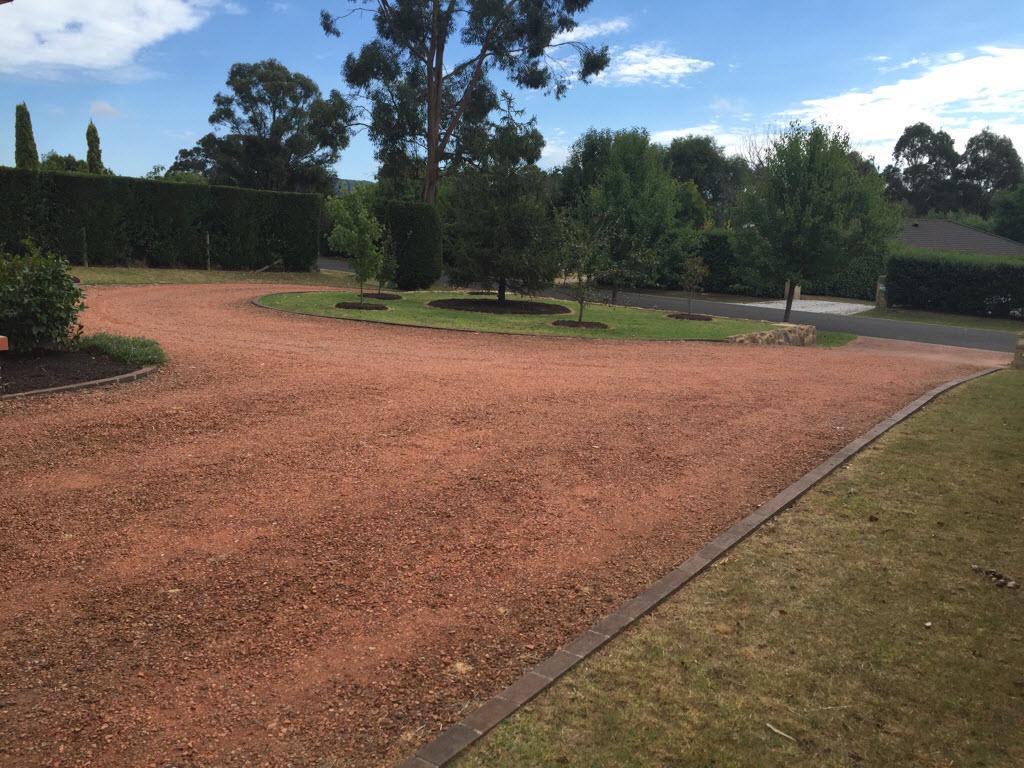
[
  {"x1": 15, "y1": 103, "x2": 39, "y2": 171},
  {"x1": 86, "y1": 121, "x2": 104, "y2": 174}
]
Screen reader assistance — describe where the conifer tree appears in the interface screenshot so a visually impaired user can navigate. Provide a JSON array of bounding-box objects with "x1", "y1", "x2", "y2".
[
  {"x1": 86, "y1": 121, "x2": 104, "y2": 174},
  {"x1": 15, "y1": 103, "x2": 39, "y2": 171}
]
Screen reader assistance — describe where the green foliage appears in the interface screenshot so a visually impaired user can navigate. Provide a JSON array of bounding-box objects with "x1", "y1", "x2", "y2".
[
  {"x1": 444, "y1": 99, "x2": 558, "y2": 300},
  {"x1": 884, "y1": 122, "x2": 960, "y2": 214},
  {"x1": 385, "y1": 201, "x2": 442, "y2": 290},
  {"x1": 734, "y1": 123, "x2": 899, "y2": 313},
  {"x1": 170, "y1": 59, "x2": 353, "y2": 194},
  {"x1": 922, "y1": 208, "x2": 995, "y2": 232},
  {"x1": 664, "y1": 135, "x2": 750, "y2": 217},
  {"x1": 0, "y1": 167, "x2": 321, "y2": 271},
  {"x1": 696, "y1": 228, "x2": 742, "y2": 293},
  {"x1": 323, "y1": 1, "x2": 609, "y2": 201},
  {"x1": 564, "y1": 129, "x2": 690, "y2": 295},
  {"x1": 41, "y1": 152, "x2": 88, "y2": 174},
  {"x1": 78, "y1": 332, "x2": 166, "y2": 366},
  {"x1": 86, "y1": 121, "x2": 104, "y2": 175},
  {"x1": 958, "y1": 129, "x2": 1023, "y2": 216},
  {"x1": 14, "y1": 103, "x2": 39, "y2": 171},
  {"x1": 326, "y1": 192, "x2": 384, "y2": 295},
  {"x1": 992, "y1": 185, "x2": 1024, "y2": 243},
  {"x1": 0, "y1": 242, "x2": 84, "y2": 352},
  {"x1": 886, "y1": 246, "x2": 1024, "y2": 318}
]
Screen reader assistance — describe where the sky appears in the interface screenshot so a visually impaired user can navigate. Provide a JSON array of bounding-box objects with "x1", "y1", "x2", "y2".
[{"x1": 1, "y1": 0, "x2": 1022, "y2": 180}]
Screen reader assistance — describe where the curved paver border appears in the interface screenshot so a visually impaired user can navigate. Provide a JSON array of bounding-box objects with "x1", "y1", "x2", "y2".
[
  {"x1": 398, "y1": 364, "x2": 1004, "y2": 768},
  {"x1": 0, "y1": 365, "x2": 159, "y2": 401}
]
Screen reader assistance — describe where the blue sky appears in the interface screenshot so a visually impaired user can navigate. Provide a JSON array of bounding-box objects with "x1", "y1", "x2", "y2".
[{"x1": 2, "y1": 0, "x2": 1022, "y2": 180}]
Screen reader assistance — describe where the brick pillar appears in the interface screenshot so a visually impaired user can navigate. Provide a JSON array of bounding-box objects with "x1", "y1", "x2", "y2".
[{"x1": 1014, "y1": 333, "x2": 1024, "y2": 370}]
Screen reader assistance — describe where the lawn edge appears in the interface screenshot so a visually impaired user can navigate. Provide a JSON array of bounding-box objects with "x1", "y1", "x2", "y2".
[
  {"x1": 252, "y1": 291, "x2": 780, "y2": 344},
  {"x1": 0, "y1": 364, "x2": 159, "y2": 401},
  {"x1": 397, "y1": 364, "x2": 1005, "y2": 768}
]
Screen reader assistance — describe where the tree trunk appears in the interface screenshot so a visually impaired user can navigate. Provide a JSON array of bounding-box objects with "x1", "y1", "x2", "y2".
[
  {"x1": 783, "y1": 280, "x2": 797, "y2": 322},
  {"x1": 497, "y1": 276, "x2": 507, "y2": 304}
]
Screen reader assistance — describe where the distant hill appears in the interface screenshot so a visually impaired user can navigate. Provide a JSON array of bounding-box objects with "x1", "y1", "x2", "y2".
[{"x1": 333, "y1": 178, "x2": 375, "y2": 195}]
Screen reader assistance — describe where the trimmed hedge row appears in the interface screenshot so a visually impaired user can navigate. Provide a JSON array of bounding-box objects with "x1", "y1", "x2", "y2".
[
  {"x1": 385, "y1": 201, "x2": 443, "y2": 290},
  {"x1": 886, "y1": 247, "x2": 1024, "y2": 318},
  {"x1": 0, "y1": 167, "x2": 322, "y2": 271}
]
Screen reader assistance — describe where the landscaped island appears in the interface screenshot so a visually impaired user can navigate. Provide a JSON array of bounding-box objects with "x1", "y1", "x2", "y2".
[{"x1": 258, "y1": 290, "x2": 781, "y2": 342}]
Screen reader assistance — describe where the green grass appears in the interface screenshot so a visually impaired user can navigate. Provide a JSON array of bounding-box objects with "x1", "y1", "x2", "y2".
[
  {"x1": 859, "y1": 306, "x2": 1024, "y2": 333},
  {"x1": 258, "y1": 290, "x2": 781, "y2": 341},
  {"x1": 78, "y1": 332, "x2": 166, "y2": 366},
  {"x1": 815, "y1": 331, "x2": 858, "y2": 348},
  {"x1": 459, "y1": 370, "x2": 1024, "y2": 768},
  {"x1": 72, "y1": 266, "x2": 359, "y2": 288}
]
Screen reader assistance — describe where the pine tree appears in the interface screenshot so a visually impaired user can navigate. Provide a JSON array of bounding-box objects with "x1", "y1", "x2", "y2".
[
  {"x1": 86, "y1": 121, "x2": 104, "y2": 174},
  {"x1": 15, "y1": 103, "x2": 39, "y2": 171}
]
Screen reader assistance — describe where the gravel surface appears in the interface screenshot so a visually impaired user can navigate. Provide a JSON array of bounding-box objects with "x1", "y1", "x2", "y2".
[{"x1": 0, "y1": 284, "x2": 1004, "y2": 767}]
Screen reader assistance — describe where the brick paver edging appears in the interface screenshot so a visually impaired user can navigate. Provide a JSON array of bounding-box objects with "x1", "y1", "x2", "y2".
[
  {"x1": 0, "y1": 365, "x2": 159, "y2": 401},
  {"x1": 398, "y1": 365, "x2": 1004, "y2": 768}
]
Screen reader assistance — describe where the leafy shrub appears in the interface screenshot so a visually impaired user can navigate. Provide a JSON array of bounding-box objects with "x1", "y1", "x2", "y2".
[
  {"x1": 808, "y1": 249, "x2": 885, "y2": 300},
  {"x1": 385, "y1": 201, "x2": 442, "y2": 290},
  {"x1": 0, "y1": 242, "x2": 84, "y2": 352},
  {"x1": 886, "y1": 246, "x2": 1024, "y2": 318},
  {"x1": 0, "y1": 167, "x2": 321, "y2": 271},
  {"x1": 78, "y1": 333, "x2": 166, "y2": 366}
]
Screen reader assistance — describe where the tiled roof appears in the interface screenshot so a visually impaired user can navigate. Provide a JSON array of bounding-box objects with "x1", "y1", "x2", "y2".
[{"x1": 901, "y1": 219, "x2": 1024, "y2": 257}]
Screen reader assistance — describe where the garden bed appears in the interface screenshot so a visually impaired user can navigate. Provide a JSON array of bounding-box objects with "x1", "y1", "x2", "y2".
[
  {"x1": 336, "y1": 301, "x2": 388, "y2": 311},
  {"x1": 428, "y1": 298, "x2": 571, "y2": 315},
  {"x1": 0, "y1": 349, "x2": 136, "y2": 395}
]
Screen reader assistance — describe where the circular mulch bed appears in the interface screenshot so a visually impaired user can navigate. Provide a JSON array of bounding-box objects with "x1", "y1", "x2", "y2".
[
  {"x1": 335, "y1": 301, "x2": 388, "y2": 311},
  {"x1": 0, "y1": 350, "x2": 136, "y2": 396},
  {"x1": 361, "y1": 292, "x2": 403, "y2": 301},
  {"x1": 428, "y1": 298, "x2": 571, "y2": 315},
  {"x1": 468, "y1": 290, "x2": 497, "y2": 296},
  {"x1": 667, "y1": 312, "x2": 713, "y2": 321},
  {"x1": 552, "y1": 319, "x2": 609, "y2": 330}
]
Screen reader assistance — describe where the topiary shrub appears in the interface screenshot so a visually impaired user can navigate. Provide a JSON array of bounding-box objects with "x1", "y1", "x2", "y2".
[
  {"x1": 886, "y1": 246, "x2": 1024, "y2": 318},
  {"x1": 385, "y1": 201, "x2": 443, "y2": 290},
  {"x1": 0, "y1": 242, "x2": 85, "y2": 352}
]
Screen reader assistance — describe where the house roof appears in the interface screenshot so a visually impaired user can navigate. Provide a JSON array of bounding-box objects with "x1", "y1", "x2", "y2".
[{"x1": 901, "y1": 219, "x2": 1024, "y2": 258}]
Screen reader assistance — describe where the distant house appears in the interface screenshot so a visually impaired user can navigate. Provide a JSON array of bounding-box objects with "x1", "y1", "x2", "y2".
[{"x1": 901, "y1": 219, "x2": 1024, "y2": 258}]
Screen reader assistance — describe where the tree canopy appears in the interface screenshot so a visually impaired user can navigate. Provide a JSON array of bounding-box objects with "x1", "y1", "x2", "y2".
[
  {"x1": 321, "y1": 0, "x2": 610, "y2": 203},
  {"x1": 735, "y1": 123, "x2": 899, "y2": 320},
  {"x1": 664, "y1": 135, "x2": 750, "y2": 218},
  {"x1": 86, "y1": 121, "x2": 104, "y2": 175},
  {"x1": 170, "y1": 59, "x2": 353, "y2": 193},
  {"x1": 15, "y1": 103, "x2": 39, "y2": 171}
]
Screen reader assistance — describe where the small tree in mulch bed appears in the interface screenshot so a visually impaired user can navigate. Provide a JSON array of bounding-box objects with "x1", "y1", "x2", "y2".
[
  {"x1": 556, "y1": 205, "x2": 611, "y2": 326},
  {"x1": 327, "y1": 192, "x2": 384, "y2": 302},
  {"x1": 667, "y1": 245, "x2": 709, "y2": 320}
]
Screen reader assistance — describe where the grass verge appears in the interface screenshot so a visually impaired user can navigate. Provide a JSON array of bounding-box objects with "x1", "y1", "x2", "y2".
[
  {"x1": 79, "y1": 333, "x2": 166, "y2": 367},
  {"x1": 815, "y1": 331, "x2": 857, "y2": 348},
  {"x1": 258, "y1": 290, "x2": 779, "y2": 341},
  {"x1": 858, "y1": 306, "x2": 1024, "y2": 334},
  {"x1": 458, "y1": 369, "x2": 1024, "y2": 768},
  {"x1": 72, "y1": 266, "x2": 359, "y2": 288}
]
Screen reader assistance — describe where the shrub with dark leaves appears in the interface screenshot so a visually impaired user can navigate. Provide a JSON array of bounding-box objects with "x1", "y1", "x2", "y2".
[{"x1": 0, "y1": 242, "x2": 84, "y2": 352}]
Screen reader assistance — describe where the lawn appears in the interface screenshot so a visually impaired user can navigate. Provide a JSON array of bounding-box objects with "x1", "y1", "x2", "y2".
[
  {"x1": 459, "y1": 369, "x2": 1024, "y2": 768},
  {"x1": 859, "y1": 306, "x2": 1024, "y2": 334},
  {"x1": 72, "y1": 265, "x2": 359, "y2": 288},
  {"x1": 259, "y1": 290, "x2": 782, "y2": 342}
]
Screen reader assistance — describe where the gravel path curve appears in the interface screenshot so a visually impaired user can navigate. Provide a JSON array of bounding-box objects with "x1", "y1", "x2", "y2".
[{"x1": 0, "y1": 284, "x2": 1006, "y2": 767}]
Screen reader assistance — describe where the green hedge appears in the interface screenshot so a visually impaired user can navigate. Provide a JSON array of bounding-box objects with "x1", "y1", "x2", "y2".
[
  {"x1": 0, "y1": 167, "x2": 322, "y2": 271},
  {"x1": 886, "y1": 247, "x2": 1024, "y2": 318},
  {"x1": 807, "y1": 249, "x2": 884, "y2": 301},
  {"x1": 385, "y1": 201, "x2": 442, "y2": 290}
]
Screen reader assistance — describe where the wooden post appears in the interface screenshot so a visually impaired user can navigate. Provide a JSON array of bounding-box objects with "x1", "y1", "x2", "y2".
[
  {"x1": 206, "y1": 232, "x2": 211, "y2": 271},
  {"x1": 82, "y1": 228, "x2": 89, "y2": 268},
  {"x1": 1014, "y1": 333, "x2": 1024, "y2": 370},
  {"x1": 875, "y1": 275, "x2": 887, "y2": 309}
]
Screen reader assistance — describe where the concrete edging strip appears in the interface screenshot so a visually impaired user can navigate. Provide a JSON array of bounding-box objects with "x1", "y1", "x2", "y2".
[
  {"x1": 398, "y1": 365, "x2": 1004, "y2": 768},
  {"x1": 0, "y1": 365, "x2": 158, "y2": 401}
]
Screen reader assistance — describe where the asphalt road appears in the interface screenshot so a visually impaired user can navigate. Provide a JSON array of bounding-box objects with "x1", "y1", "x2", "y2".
[{"x1": 616, "y1": 291, "x2": 1019, "y2": 353}]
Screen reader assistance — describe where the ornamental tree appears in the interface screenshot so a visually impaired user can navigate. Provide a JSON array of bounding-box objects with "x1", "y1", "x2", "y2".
[
  {"x1": 86, "y1": 121, "x2": 104, "y2": 174},
  {"x1": 321, "y1": 0, "x2": 610, "y2": 203},
  {"x1": 326, "y1": 190, "x2": 385, "y2": 299},
  {"x1": 15, "y1": 102, "x2": 39, "y2": 171},
  {"x1": 734, "y1": 122, "x2": 899, "y2": 322}
]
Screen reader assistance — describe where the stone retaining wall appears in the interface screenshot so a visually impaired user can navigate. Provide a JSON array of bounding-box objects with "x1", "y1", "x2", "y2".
[{"x1": 728, "y1": 324, "x2": 817, "y2": 347}]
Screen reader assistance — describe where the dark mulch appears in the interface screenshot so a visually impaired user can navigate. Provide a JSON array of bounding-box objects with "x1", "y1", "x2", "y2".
[
  {"x1": 468, "y1": 290, "x2": 497, "y2": 296},
  {"x1": 428, "y1": 298, "x2": 571, "y2": 315},
  {"x1": 552, "y1": 319, "x2": 609, "y2": 330},
  {"x1": 336, "y1": 301, "x2": 388, "y2": 311},
  {"x1": 362, "y1": 292, "x2": 403, "y2": 301},
  {"x1": 0, "y1": 350, "x2": 135, "y2": 396},
  {"x1": 667, "y1": 312, "x2": 714, "y2": 322}
]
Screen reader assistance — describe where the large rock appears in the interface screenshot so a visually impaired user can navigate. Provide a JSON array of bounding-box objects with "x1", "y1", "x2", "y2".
[{"x1": 728, "y1": 324, "x2": 817, "y2": 347}]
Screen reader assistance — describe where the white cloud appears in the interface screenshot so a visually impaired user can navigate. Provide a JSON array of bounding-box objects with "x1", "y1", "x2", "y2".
[
  {"x1": 552, "y1": 17, "x2": 629, "y2": 45},
  {"x1": 650, "y1": 124, "x2": 754, "y2": 157},
  {"x1": 598, "y1": 44, "x2": 713, "y2": 87},
  {"x1": 789, "y1": 46, "x2": 1024, "y2": 163},
  {"x1": 89, "y1": 100, "x2": 122, "y2": 118},
  {"x1": 0, "y1": 1, "x2": 235, "y2": 77},
  {"x1": 271, "y1": 2, "x2": 291, "y2": 12},
  {"x1": 868, "y1": 54, "x2": 891, "y2": 63},
  {"x1": 223, "y1": 1, "x2": 247, "y2": 14},
  {"x1": 878, "y1": 50, "x2": 965, "y2": 73}
]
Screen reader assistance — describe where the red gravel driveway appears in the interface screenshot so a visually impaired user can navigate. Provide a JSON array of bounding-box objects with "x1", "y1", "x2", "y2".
[{"x1": 0, "y1": 284, "x2": 1006, "y2": 767}]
